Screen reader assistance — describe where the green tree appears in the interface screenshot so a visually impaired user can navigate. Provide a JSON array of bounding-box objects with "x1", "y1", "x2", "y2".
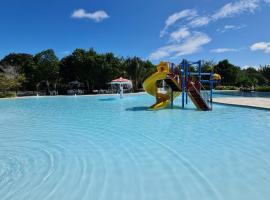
[
  {"x1": 60, "y1": 49, "x2": 126, "y2": 92},
  {"x1": 59, "y1": 54, "x2": 77, "y2": 83},
  {"x1": 0, "y1": 53, "x2": 35, "y2": 90},
  {"x1": 259, "y1": 65, "x2": 270, "y2": 84},
  {"x1": 237, "y1": 67, "x2": 268, "y2": 87},
  {"x1": 214, "y1": 60, "x2": 240, "y2": 85},
  {"x1": 95, "y1": 53, "x2": 124, "y2": 89},
  {"x1": 0, "y1": 65, "x2": 25, "y2": 93},
  {"x1": 66, "y1": 48, "x2": 97, "y2": 91},
  {"x1": 124, "y1": 57, "x2": 155, "y2": 91},
  {"x1": 34, "y1": 49, "x2": 59, "y2": 92},
  {"x1": 201, "y1": 60, "x2": 215, "y2": 72}
]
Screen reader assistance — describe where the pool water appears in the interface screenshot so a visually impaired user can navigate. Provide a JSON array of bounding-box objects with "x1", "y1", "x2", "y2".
[
  {"x1": 214, "y1": 91, "x2": 270, "y2": 98},
  {"x1": 0, "y1": 94, "x2": 270, "y2": 200}
]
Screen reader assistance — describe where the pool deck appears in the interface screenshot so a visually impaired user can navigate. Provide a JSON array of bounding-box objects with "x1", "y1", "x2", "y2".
[{"x1": 213, "y1": 97, "x2": 270, "y2": 110}]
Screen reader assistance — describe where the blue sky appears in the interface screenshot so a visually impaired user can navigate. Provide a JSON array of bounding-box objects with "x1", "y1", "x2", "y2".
[{"x1": 0, "y1": 0, "x2": 270, "y2": 67}]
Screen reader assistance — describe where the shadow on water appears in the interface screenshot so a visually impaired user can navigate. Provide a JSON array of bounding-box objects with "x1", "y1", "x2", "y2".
[
  {"x1": 126, "y1": 106, "x2": 150, "y2": 111},
  {"x1": 165, "y1": 106, "x2": 196, "y2": 111},
  {"x1": 126, "y1": 105, "x2": 194, "y2": 111},
  {"x1": 98, "y1": 98, "x2": 117, "y2": 101}
]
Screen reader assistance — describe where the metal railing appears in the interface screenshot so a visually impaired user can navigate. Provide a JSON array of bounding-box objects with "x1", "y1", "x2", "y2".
[{"x1": 199, "y1": 82, "x2": 212, "y2": 109}]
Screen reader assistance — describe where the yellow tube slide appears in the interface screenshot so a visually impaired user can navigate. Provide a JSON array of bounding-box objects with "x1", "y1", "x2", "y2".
[
  {"x1": 143, "y1": 71, "x2": 170, "y2": 109},
  {"x1": 143, "y1": 62, "x2": 181, "y2": 109}
]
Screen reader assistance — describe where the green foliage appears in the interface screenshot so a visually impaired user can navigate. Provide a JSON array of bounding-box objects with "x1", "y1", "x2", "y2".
[
  {"x1": 59, "y1": 49, "x2": 155, "y2": 92},
  {"x1": 0, "y1": 48, "x2": 269, "y2": 94},
  {"x1": 34, "y1": 49, "x2": 59, "y2": 83},
  {"x1": 214, "y1": 59, "x2": 241, "y2": 85},
  {"x1": 123, "y1": 57, "x2": 155, "y2": 91},
  {"x1": 0, "y1": 92, "x2": 16, "y2": 98},
  {"x1": 237, "y1": 67, "x2": 268, "y2": 87},
  {"x1": 59, "y1": 49, "x2": 124, "y2": 91},
  {"x1": 255, "y1": 86, "x2": 270, "y2": 92},
  {"x1": 258, "y1": 65, "x2": 270, "y2": 83},
  {"x1": 202, "y1": 60, "x2": 215, "y2": 72},
  {"x1": 0, "y1": 53, "x2": 35, "y2": 90},
  {"x1": 0, "y1": 73, "x2": 12, "y2": 91},
  {"x1": 0, "y1": 66, "x2": 25, "y2": 93},
  {"x1": 215, "y1": 85, "x2": 239, "y2": 90}
]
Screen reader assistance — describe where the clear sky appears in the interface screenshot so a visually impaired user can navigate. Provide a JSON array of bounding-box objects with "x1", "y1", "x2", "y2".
[{"x1": 1, "y1": 0, "x2": 270, "y2": 67}]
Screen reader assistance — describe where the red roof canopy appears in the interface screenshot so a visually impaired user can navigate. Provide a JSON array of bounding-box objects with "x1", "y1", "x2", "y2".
[{"x1": 112, "y1": 77, "x2": 131, "y2": 82}]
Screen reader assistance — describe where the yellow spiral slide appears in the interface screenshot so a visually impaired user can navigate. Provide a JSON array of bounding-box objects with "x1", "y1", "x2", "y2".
[{"x1": 143, "y1": 62, "x2": 181, "y2": 110}]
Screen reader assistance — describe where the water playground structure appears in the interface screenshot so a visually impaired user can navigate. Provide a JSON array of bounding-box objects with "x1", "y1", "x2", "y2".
[{"x1": 143, "y1": 60, "x2": 221, "y2": 111}]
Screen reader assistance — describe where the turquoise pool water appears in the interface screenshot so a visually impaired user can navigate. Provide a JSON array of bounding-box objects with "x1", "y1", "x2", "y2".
[
  {"x1": 0, "y1": 94, "x2": 270, "y2": 200},
  {"x1": 214, "y1": 91, "x2": 270, "y2": 98}
]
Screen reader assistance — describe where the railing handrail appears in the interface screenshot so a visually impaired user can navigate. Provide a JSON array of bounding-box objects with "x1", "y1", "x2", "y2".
[
  {"x1": 199, "y1": 83, "x2": 209, "y2": 99},
  {"x1": 198, "y1": 82, "x2": 212, "y2": 109}
]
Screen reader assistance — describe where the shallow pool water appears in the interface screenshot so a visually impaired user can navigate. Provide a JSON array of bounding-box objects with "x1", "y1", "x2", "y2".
[
  {"x1": 214, "y1": 91, "x2": 270, "y2": 98},
  {"x1": 0, "y1": 94, "x2": 270, "y2": 200}
]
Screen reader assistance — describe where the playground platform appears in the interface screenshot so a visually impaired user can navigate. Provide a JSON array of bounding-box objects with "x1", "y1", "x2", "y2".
[{"x1": 213, "y1": 97, "x2": 270, "y2": 110}]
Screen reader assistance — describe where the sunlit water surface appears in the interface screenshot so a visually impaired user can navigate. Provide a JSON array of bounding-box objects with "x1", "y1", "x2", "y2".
[{"x1": 0, "y1": 94, "x2": 270, "y2": 200}]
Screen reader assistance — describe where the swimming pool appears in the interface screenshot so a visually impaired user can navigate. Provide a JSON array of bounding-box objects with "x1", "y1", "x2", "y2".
[
  {"x1": 0, "y1": 94, "x2": 270, "y2": 200},
  {"x1": 214, "y1": 90, "x2": 270, "y2": 98}
]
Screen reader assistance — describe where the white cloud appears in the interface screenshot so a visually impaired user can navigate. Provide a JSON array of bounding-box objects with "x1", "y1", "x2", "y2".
[
  {"x1": 160, "y1": 9, "x2": 197, "y2": 37},
  {"x1": 160, "y1": 0, "x2": 261, "y2": 36},
  {"x1": 151, "y1": 0, "x2": 265, "y2": 61},
  {"x1": 265, "y1": 0, "x2": 270, "y2": 4},
  {"x1": 189, "y1": 16, "x2": 211, "y2": 27},
  {"x1": 250, "y1": 42, "x2": 270, "y2": 53},
  {"x1": 211, "y1": 48, "x2": 237, "y2": 53},
  {"x1": 148, "y1": 50, "x2": 170, "y2": 61},
  {"x1": 225, "y1": 25, "x2": 236, "y2": 29},
  {"x1": 161, "y1": 0, "x2": 261, "y2": 31},
  {"x1": 169, "y1": 27, "x2": 190, "y2": 42},
  {"x1": 149, "y1": 32, "x2": 211, "y2": 60},
  {"x1": 71, "y1": 9, "x2": 109, "y2": 22},
  {"x1": 217, "y1": 24, "x2": 246, "y2": 32},
  {"x1": 212, "y1": 0, "x2": 260, "y2": 20}
]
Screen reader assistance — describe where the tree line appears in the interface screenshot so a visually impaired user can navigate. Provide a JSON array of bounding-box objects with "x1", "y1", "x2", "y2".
[
  {"x1": 202, "y1": 60, "x2": 270, "y2": 88},
  {"x1": 0, "y1": 48, "x2": 270, "y2": 95},
  {"x1": 0, "y1": 49, "x2": 155, "y2": 94}
]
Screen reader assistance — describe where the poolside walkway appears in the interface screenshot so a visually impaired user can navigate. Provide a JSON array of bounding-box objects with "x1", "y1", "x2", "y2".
[{"x1": 213, "y1": 97, "x2": 270, "y2": 110}]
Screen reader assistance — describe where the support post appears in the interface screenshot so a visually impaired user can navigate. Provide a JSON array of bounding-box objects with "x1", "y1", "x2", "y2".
[
  {"x1": 186, "y1": 91, "x2": 188, "y2": 104},
  {"x1": 210, "y1": 72, "x2": 213, "y2": 110},
  {"x1": 185, "y1": 60, "x2": 189, "y2": 105},
  {"x1": 171, "y1": 89, "x2": 174, "y2": 109},
  {"x1": 181, "y1": 60, "x2": 185, "y2": 109},
  {"x1": 198, "y1": 60, "x2": 202, "y2": 91}
]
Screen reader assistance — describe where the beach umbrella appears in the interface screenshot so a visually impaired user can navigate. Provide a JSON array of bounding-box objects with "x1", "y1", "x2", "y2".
[
  {"x1": 111, "y1": 77, "x2": 131, "y2": 83},
  {"x1": 110, "y1": 77, "x2": 132, "y2": 98}
]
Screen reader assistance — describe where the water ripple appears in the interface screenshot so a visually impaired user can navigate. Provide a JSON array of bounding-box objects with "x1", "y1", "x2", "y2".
[{"x1": 0, "y1": 96, "x2": 270, "y2": 200}]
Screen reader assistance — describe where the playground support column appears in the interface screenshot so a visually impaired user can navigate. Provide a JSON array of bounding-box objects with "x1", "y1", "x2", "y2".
[
  {"x1": 210, "y1": 72, "x2": 213, "y2": 110},
  {"x1": 181, "y1": 60, "x2": 186, "y2": 109},
  {"x1": 185, "y1": 60, "x2": 189, "y2": 105},
  {"x1": 171, "y1": 89, "x2": 174, "y2": 109},
  {"x1": 186, "y1": 91, "x2": 188, "y2": 104},
  {"x1": 198, "y1": 60, "x2": 202, "y2": 91}
]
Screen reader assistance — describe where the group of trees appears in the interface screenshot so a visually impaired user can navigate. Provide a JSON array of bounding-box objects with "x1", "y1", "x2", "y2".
[
  {"x1": 0, "y1": 49, "x2": 155, "y2": 94},
  {"x1": 202, "y1": 59, "x2": 270, "y2": 87},
  {"x1": 1, "y1": 48, "x2": 270, "y2": 95},
  {"x1": 0, "y1": 65, "x2": 25, "y2": 94}
]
